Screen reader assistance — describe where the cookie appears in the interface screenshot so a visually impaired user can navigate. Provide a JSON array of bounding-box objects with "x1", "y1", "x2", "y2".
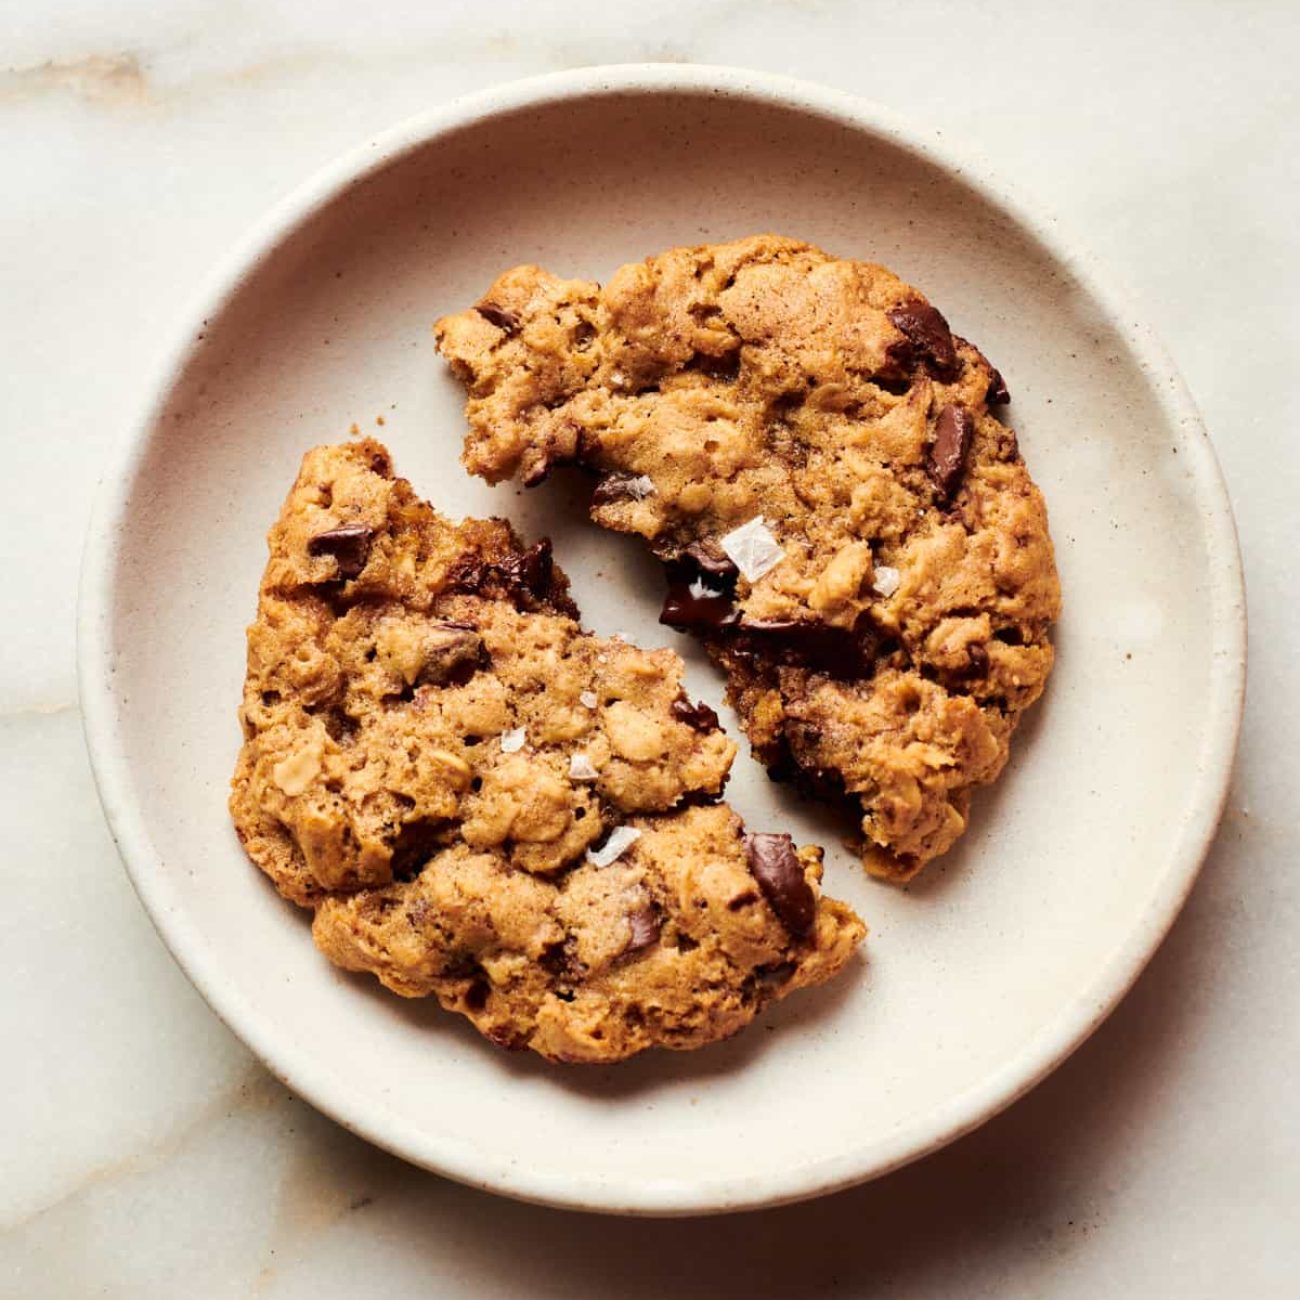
[
  {"x1": 435, "y1": 234, "x2": 1061, "y2": 879},
  {"x1": 230, "y1": 439, "x2": 864, "y2": 1061}
]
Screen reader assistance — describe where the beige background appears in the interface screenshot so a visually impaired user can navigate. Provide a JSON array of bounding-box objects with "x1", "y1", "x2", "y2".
[{"x1": 2, "y1": 1, "x2": 1294, "y2": 1295}]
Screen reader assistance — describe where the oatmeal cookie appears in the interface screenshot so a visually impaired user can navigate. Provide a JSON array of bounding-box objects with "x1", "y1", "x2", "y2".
[
  {"x1": 435, "y1": 235, "x2": 1060, "y2": 879},
  {"x1": 230, "y1": 439, "x2": 864, "y2": 1060}
]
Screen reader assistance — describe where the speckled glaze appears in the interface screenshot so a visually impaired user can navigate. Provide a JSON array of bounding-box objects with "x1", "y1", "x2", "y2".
[{"x1": 78, "y1": 65, "x2": 1245, "y2": 1216}]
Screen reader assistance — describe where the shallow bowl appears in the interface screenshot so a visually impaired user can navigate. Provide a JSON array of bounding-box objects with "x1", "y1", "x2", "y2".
[{"x1": 78, "y1": 64, "x2": 1245, "y2": 1215}]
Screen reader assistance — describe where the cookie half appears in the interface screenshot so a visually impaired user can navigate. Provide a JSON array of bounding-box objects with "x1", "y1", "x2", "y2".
[
  {"x1": 435, "y1": 235, "x2": 1061, "y2": 880},
  {"x1": 230, "y1": 439, "x2": 864, "y2": 1062}
]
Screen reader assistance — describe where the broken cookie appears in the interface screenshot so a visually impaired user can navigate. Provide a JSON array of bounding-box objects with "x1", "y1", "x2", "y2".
[
  {"x1": 230, "y1": 439, "x2": 864, "y2": 1061},
  {"x1": 435, "y1": 234, "x2": 1061, "y2": 878}
]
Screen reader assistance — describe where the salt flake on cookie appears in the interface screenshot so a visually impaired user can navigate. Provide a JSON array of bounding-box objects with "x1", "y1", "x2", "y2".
[
  {"x1": 586, "y1": 825, "x2": 642, "y2": 867},
  {"x1": 720, "y1": 517, "x2": 785, "y2": 583}
]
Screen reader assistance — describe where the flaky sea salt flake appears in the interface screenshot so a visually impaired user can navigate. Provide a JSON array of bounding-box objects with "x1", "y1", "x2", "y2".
[
  {"x1": 720, "y1": 516, "x2": 785, "y2": 582},
  {"x1": 569, "y1": 753, "x2": 600, "y2": 782},
  {"x1": 579, "y1": 690, "x2": 598, "y2": 709},
  {"x1": 586, "y1": 825, "x2": 642, "y2": 867},
  {"x1": 872, "y1": 565, "x2": 901, "y2": 598},
  {"x1": 623, "y1": 475, "x2": 656, "y2": 500},
  {"x1": 499, "y1": 727, "x2": 526, "y2": 754}
]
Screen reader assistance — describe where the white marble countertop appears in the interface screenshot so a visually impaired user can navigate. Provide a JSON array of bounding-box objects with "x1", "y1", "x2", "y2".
[{"x1": 2, "y1": 2, "x2": 1295, "y2": 1295}]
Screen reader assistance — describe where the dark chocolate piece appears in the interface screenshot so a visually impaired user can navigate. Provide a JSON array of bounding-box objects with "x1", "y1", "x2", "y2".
[
  {"x1": 887, "y1": 299, "x2": 959, "y2": 380},
  {"x1": 670, "y1": 696, "x2": 721, "y2": 733},
  {"x1": 623, "y1": 902, "x2": 661, "y2": 958},
  {"x1": 498, "y1": 538, "x2": 554, "y2": 600},
  {"x1": 926, "y1": 404, "x2": 975, "y2": 501},
  {"x1": 475, "y1": 302, "x2": 520, "y2": 334},
  {"x1": 744, "y1": 833, "x2": 816, "y2": 937},
  {"x1": 307, "y1": 523, "x2": 373, "y2": 579},
  {"x1": 670, "y1": 543, "x2": 743, "y2": 585},
  {"x1": 659, "y1": 543, "x2": 741, "y2": 630},
  {"x1": 591, "y1": 471, "x2": 647, "y2": 506},
  {"x1": 660, "y1": 584, "x2": 738, "y2": 630},
  {"x1": 986, "y1": 368, "x2": 1010, "y2": 405},
  {"x1": 731, "y1": 614, "x2": 879, "y2": 680},
  {"x1": 416, "y1": 623, "x2": 487, "y2": 687},
  {"x1": 446, "y1": 539, "x2": 557, "y2": 610}
]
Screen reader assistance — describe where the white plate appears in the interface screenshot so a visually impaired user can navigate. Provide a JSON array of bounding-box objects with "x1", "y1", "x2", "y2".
[{"x1": 78, "y1": 65, "x2": 1245, "y2": 1215}]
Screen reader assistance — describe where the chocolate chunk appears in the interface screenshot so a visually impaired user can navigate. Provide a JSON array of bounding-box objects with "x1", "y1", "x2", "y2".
[
  {"x1": 499, "y1": 538, "x2": 555, "y2": 600},
  {"x1": 986, "y1": 368, "x2": 1010, "y2": 405},
  {"x1": 539, "y1": 938, "x2": 578, "y2": 983},
  {"x1": 475, "y1": 302, "x2": 520, "y2": 334},
  {"x1": 444, "y1": 557, "x2": 490, "y2": 595},
  {"x1": 670, "y1": 695, "x2": 721, "y2": 733},
  {"x1": 660, "y1": 583, "x2": 739, "y2": 630},
  {"x1": 887, "y1": 299, "x2": 960, "y2": 380},
  {"x1": 670, "y1": 540, "x2": 743, "y2": 587},
  {"x1": 926, "y1": 404, "x2": 975, "y2": 501},
  {"x1": 417, "y1": 622, "x2": 487, "y2": 687},
  {"x1": 622, "y1": 902, "x2": 661, "y2": 959},
  {"x1": 307, "y1": 523, "x2": 373, "y2": 579},
  {"x1": 658, "y1": 543, "x2": 741, "y2": 630},
  {"x1": 732, "y1": 614, "x2": 879, "y2": 679},
  {"x1": 744, "y1": 833, "x2": 816, "y2": 937},
  {"x1": 447, "y1": 539, "x2": 557, "y2": 610},
  {"x1": 966, "y1": 642, "x2": 990, "y2": 677},
  {"x1": 592, "y1": 471, "x2": 647, "y2": 506}
]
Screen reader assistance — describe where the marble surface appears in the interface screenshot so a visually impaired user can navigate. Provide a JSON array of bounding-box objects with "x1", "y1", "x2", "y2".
[{"x1": 1, "y1": 1, "x2": 1295, "y2": 1294}]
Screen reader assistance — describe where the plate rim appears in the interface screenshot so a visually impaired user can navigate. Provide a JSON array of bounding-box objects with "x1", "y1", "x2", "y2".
[{"x1": 76, "y1": 62, "x2": 1247, "y2": 1216}]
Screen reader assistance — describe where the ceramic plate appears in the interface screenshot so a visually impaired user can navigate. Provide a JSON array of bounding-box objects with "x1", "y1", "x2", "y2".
[{"x1": 78, "y1": 65, "x2": 1245, "y2": 1215}]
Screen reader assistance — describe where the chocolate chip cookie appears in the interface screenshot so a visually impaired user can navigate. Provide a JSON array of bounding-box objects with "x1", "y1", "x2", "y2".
[
  {"x1": 230, "y1": 440, "x2": 864, "y2": 1062},
  {"x1": 435, "y1": 234, "x2": 1061, "y2": 879}
]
